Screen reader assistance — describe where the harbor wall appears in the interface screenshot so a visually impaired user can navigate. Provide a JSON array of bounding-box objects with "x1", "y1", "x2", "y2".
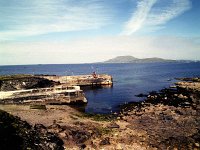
[{"x1": 38, "y1": 74, "x2": 113, "y2": 86}]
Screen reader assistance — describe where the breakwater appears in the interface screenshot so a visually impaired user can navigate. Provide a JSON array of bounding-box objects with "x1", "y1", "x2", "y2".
[{"x1": 38, "y1": 74, "x2": 113, "y2": 86}]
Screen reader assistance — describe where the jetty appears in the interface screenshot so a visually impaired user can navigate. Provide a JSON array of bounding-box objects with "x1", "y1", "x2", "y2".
[
  {"x1": 0, "y1": 73, "x2": 113, "y2": 105},
  {"x1": 38, "y1": 74, "x2": 113, "y2": 86},
  {"x1": 0, "y1": 85, "x2": 87, "y2": 105}
]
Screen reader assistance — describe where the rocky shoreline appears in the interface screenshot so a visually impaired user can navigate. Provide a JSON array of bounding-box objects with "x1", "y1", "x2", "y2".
[
  {"x1": 0, "y1": 77, "x2": 200, "y2": 149},
  {"x1": 118, "y1": 77, "x2": 200, "y2": 149}
]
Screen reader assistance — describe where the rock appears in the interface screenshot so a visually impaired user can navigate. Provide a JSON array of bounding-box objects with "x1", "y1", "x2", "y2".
[
  {"x1": 0, "y1": 110, "x2": 64, "y2": 150},
  {"x1": 183, "y1": 102, "x2": 190, "y2": 105},
  {"x1": 99, "y1": 137, "x2": 110, "y2": 145},
  {"x1": 71, "y1": 130, "x2": 91, "y2": 144},
  {"x1": 34, "y1": 124, "x2": 46, "y2": 130},
  {"x1": 107, "y1": 122, "x2": 120, "y2": 128},
  {"x1": 79, "y1": 143, "x2": 86, "y2": 149},
  {"x1": 116, "y1": 143, "x2": 123, "y2": 150},
  {"x1": 59, "y1": 132, "x2": 67, "y2": 138},
  {"x1": 135, "y1": 93, "x2": 148, "y2": 97},
  {"x1": 0, "y1": 76, "x2": 58, "y2": 91},
  {"x1": 170, "y1": 85, "x2": 176, "y2": 88},
  {"x1": 122, "y1": 116, "x2": 127, "y2": 121},
  {"x1": 195, "y1": 143, "x2": 200, "y2": 147},
  {"x1": 48, "y1": 123, "x2": 63, "y2": 132}
]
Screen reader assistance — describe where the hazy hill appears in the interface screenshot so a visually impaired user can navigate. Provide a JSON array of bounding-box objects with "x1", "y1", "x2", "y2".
[{"x1": 103, "y1": 56, "x2": 176, "y2": 63}]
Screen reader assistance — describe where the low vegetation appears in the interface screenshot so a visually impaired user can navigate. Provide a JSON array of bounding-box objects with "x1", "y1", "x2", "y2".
[
  {"x1": 78, "y1": 113, "x2": 116, "y2": 122},
  {"x1": 0, "y1": 74, "x2": 32, "y2": 81}
]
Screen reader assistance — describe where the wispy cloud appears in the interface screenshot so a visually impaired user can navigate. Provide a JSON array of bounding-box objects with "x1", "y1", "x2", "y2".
[
  {"x1": 0, "y1": 0, "x2": 112, "y2": 40},
  {"x1": 122, "y1": 0, "x2": 157, "y2": 35},
  {"x1": 122, "y1": 0, "x2": 192, "y2": 35}
]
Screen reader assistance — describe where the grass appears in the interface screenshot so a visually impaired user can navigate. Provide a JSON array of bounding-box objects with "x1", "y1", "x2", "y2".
[
  {"x1": 83, "y1": 114, "x2": 116, "y2": 121},
  {"x1": 29, "y1": 105, "x2": 47, "y2": 110},
  {"x1": 0, "y1": 74, "x2": 33, "y2": 81},
  {"x1": 96, "y1": 126, "x2": 112, "y2": 135}
]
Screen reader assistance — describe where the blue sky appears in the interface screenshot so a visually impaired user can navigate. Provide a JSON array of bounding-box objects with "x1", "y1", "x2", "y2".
[{"x1": 0, "y1": 0, "x2": 200, "y2": 65}]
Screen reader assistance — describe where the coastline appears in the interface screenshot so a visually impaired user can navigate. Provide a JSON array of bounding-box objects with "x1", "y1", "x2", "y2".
[
  {"x1": 118, "y1": 77, "x2": 200, "y2": 149},
  {"x1": 0, "y1": 77, "x2": 200, "y2": 149}
]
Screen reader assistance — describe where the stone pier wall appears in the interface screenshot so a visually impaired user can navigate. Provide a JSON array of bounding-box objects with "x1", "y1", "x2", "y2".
[{"x1": 38, "y1": 74, "x2": 113, "y2": 86}]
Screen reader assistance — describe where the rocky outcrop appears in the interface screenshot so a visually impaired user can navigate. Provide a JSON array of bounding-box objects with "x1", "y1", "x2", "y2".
[
  {"x1": 0, "y1": 75, "x2": 59, "y2": 91},
  {"x1": 119, "y1": 78, "x2": 200, "y2": 149},
  {"x1": 0, "y1": 109, "x2": 64, "y2": 150}
]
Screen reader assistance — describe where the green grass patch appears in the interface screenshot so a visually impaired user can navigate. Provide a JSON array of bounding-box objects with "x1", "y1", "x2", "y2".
[
  {"x1": 30, "y1": 105, "x2": 46, "y2": 110},
  {"x1": 96, "y1": 126, "x2": 112, "y2": 135},
  {"x1": 0, "y1": 74, "x2": 32, "y2": 81},
  {"x1": 80, "y1": 113, "x2": 116, "y2": 122}
]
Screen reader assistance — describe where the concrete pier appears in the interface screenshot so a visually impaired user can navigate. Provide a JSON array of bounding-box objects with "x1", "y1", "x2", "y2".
[
  {"x1": 38, "y1": 74, "x2": 113, "y2": 86},
  {"x1": 0, "y1": 85, "x2": 87, "y2": 105},
  {"x1": 0, "y1": 73, "x2": 113, "y2": 105}
]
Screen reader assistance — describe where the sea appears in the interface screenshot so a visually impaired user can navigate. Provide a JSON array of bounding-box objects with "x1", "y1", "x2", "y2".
[{"x1": 0, "y1": 62, "x2": 200, "y2": 114}]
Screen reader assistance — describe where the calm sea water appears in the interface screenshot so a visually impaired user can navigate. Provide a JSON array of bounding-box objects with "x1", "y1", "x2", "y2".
[{"x1": 0, "y1": 62, "x2": 200, "y2": 114}]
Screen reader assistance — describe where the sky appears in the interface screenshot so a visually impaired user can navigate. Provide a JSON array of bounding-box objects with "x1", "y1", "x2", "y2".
[{"x1": 0, "y1": 0, "x2": 200, "y2": 65}]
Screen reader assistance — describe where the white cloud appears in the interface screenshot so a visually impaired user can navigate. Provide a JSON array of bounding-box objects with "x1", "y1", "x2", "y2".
[
  {"x1": 0, "y1": 0, "x2": 112, "y2": 40},
  {"x1": 122, "y1": 0, "x2": 192, "y2": 35},
  {"x1": 122, "y1": 0, "x2": 158, "y2": 35},
  {"x1": 1, "y1": 35, "x2": 200, "y2": 65},
  {"x1": 147, "y1": 0, "x2": 191, "y2": 26}
]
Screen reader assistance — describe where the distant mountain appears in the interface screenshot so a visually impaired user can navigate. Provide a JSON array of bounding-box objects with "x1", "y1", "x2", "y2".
[
  {"x1": 104, "y1": 56, "x2": 139, "y2": 63},
  {"x1": 103, "y1": 56, "x2": 176, "y2": 63}
]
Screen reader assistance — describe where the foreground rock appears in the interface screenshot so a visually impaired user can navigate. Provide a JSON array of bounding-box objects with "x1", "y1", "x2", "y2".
[
  {"x1": 0, "y1": 105, "x2": 119, "y2": 149},
  {"x1": 0, "y1": 109, "x2": 64, "y2": 150}
]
